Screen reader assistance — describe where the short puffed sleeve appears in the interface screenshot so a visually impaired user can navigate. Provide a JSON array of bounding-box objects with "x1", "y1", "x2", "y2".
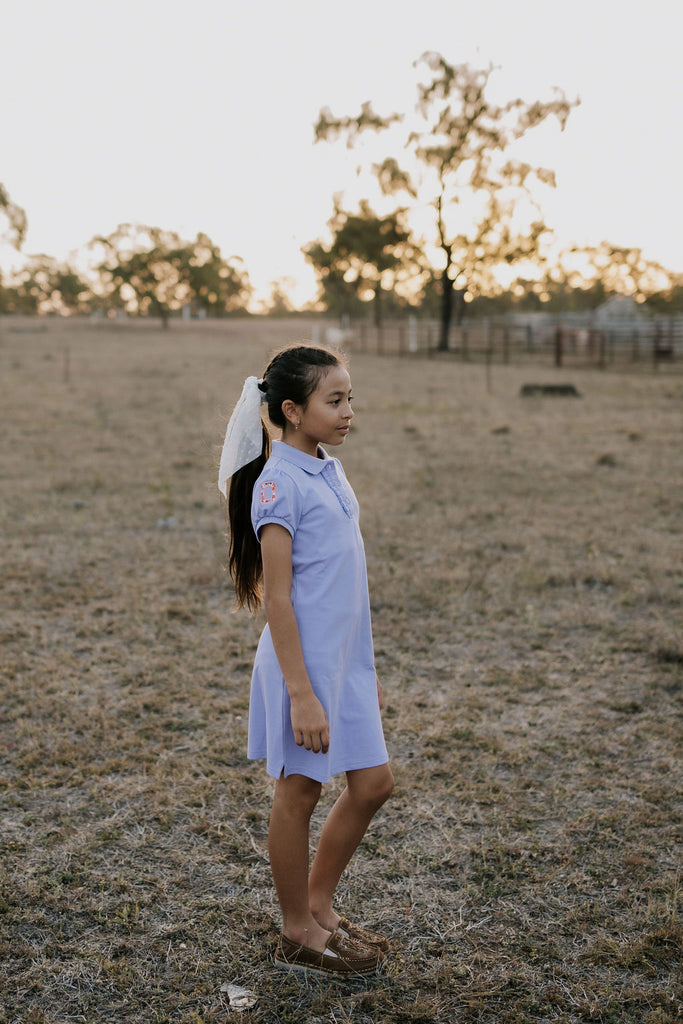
[{"x1": 251, "y1": 469, "x2": 304, "y2": 540}]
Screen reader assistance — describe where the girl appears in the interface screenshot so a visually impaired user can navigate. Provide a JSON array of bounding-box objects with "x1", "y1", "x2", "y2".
[{"x1": 218, "y1": 344, "x2": 393, "y2": 977}]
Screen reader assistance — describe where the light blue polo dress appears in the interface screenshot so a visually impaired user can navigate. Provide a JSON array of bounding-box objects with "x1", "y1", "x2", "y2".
[{"x1": 247, "y1": 439, "x2": 388, "y2": 783}]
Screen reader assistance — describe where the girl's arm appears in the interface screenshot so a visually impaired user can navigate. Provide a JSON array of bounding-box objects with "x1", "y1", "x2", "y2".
[{"x1": 260, "y1": 523, "x2": 330, "y2": 754}]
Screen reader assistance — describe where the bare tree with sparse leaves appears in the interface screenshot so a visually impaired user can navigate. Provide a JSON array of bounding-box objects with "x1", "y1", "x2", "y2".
[
  {"x1": 315, "y1": 53, "x2": 577, "y2": 349},
  {"x1": 0, "y1": 183, "x2": 27, "y2": 251}
]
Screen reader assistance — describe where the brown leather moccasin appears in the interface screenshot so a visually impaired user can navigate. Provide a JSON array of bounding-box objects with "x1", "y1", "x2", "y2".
[
  {"x1": 274, "y1": 930, "x2": 385, "y2": 977},
  {"x1": 337, "y1": 916, "x2": 391, "y2": 953}
]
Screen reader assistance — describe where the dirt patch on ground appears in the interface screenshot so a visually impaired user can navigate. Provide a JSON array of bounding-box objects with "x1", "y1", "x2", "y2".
[{"x1": 1, "y1": 317, "x2": 681, "y2": 1023}]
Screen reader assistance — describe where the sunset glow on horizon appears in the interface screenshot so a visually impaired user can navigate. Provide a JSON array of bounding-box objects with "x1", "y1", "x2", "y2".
[{"x1": 1, "y1": 0, "x2": 681, "y2": 311}]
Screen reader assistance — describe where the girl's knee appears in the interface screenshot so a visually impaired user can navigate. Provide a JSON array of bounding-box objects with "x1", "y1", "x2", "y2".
[
  {"x1": 375, "y1": 764, "x2": 394, "y2": 806},
  {"x1": 348, "y1": 763, "x2": 394, "y2": 812},
  {"x1": 275, "y1": 772, "x2": 322, "y2": 817}
]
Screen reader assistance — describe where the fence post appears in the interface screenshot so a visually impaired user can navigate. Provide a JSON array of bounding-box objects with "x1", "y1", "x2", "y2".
[
  {"x1": 484, "y1": 319, "x2": 492, "y2": 361},
  {"x1": 554, "y1": 326, "x2": 563, "y2": 367},
  {"x1": 653, "y1": 324, "x2": 665, "y2": 369},
  {"x1": 408, "y1": 315, "x2": 418, "y2": 353},
  {"x1": 599, "y1": 332, "x2": 607, "y2": 370},
  {"x1": 485, "y1": 321, "x2": 493, "y2": 393}
]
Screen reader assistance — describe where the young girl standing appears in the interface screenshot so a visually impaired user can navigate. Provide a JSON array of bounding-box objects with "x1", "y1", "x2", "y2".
[{"x1": 218, "y1": 344, "x2": 393, "y2": 977}]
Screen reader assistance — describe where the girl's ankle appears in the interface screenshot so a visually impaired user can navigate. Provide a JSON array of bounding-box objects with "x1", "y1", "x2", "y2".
[
  {"x1": 310, "y1": 908, "x2": 340, "y2": 932},
  {"x1": 283, "y1": 921, "x2": 331, "y2": 951}
]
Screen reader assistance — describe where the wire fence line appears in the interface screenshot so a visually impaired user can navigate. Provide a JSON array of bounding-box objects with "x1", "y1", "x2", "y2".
[
  {"x1": 2, "y1": 311, "x2": 681, "y2": 373},
  {"x1": 318, "y1": 313, "x2": 683, "y2": 371}
]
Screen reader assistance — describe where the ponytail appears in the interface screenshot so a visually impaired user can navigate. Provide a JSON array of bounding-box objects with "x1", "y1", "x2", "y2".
[{"x1": 227, "y1": 422, "x2": 271, "y2": 611}]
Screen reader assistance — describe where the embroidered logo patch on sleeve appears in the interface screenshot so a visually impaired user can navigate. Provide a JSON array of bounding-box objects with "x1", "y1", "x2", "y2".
[{"x1": 259, "y1": 481, "x2": 277, "y2": 504}]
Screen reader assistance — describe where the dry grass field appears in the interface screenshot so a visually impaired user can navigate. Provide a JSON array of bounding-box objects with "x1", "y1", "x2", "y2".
[{"x1": 1, "y1": 317, "x2": 681, "y2": 1024}]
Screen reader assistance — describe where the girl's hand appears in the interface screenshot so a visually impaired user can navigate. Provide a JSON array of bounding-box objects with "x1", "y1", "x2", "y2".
[
  {"x1": 290, "y1": 692, "x2": 330, "y2": 754},
  {"x1": 376, "y1": 674, "x2": 384, "y2": 711}
]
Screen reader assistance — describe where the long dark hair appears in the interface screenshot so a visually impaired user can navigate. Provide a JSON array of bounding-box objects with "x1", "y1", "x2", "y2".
[{"x1": 227, "y1": 344, "x2": 344, "y2": 611}]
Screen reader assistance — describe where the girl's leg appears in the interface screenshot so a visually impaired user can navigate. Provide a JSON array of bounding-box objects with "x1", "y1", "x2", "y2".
[
  {"x1": 268, "y1": 772, "x2": 331, "y2": 951},
  {"x1": 308, "y1": 763, "x2": 394, "y2": 930}
]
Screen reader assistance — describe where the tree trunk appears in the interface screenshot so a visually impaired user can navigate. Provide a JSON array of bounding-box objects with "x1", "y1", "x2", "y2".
[
  {"x1": 438, "y1": 271, "x2": 453, "y2": 351},
  {"x1": 454, "y1": 288, "x2": 467, "y2": 325},
  {"x1": 373, "y1": 283, "x2": 382, "y2": 328},
  {"x1": 153, "y1": 298, "x2": 171, "y2": 329}
]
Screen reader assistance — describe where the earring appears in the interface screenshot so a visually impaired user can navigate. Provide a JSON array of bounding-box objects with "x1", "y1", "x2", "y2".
[{"x1": 295, "y1": 421, "x2": 300, "y2": 431}]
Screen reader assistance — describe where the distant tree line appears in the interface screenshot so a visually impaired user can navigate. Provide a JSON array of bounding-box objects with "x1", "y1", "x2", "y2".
[
  {"x1": 2, "y1": 54, "x2": 682, "y2": 327},
  {"x1": 0, "y1": 213, "x2": 252, "y2": 324}
]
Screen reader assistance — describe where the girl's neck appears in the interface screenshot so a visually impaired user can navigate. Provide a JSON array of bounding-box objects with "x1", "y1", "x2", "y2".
[{"x1": 279, "y1": 433, "x2": 324, "y2": 459}]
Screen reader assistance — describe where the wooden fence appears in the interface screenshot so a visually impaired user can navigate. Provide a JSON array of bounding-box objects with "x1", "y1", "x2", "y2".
[{"x1": 333, "y1": 315, "x2": 683, "y2": 370}]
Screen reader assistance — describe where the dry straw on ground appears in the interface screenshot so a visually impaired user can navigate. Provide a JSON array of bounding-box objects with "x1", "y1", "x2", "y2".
[{"x1": 1, "y1": 317, "x2": 681, "y2": 1023}]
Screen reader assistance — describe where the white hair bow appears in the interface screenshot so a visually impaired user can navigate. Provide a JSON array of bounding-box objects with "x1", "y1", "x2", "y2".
[{"x1": 218, "y1": 376, "x2": 267, "y2": 496}]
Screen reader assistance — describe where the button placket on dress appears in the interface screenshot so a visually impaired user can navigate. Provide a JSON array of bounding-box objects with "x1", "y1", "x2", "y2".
[{"x1": 321, "y1": 461, "x2": 355, "y2": 519}]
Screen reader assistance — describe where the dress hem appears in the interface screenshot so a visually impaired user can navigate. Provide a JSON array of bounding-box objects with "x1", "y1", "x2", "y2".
[{"x1": 247, "y1": 751, "x2": 389, "y2": 784}]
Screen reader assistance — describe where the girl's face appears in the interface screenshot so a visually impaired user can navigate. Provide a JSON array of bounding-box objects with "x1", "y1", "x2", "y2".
[{"x1": 286, "y1": 364, "x2": 353, "y2": 455}]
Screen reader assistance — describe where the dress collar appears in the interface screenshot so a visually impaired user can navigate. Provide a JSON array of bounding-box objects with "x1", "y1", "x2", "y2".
[{"x1": 271, "y1": 439, "x2": 332, "y2": 475}]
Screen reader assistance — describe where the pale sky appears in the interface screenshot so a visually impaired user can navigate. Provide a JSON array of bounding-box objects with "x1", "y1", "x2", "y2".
[{"x1": 1, "y1": 0, "x2": 681, "y2": 307}]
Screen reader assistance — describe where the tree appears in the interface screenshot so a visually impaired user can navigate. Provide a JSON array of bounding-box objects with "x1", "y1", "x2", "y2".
[
  {"x1": 262, "y1": 277, "x2": 297, "y2": 315},
  {"x1": 646, "y1": 277, "x2": 683, "y2": 314},
  {"x1": 0, "y1": 255, "x2": 90, "y2": 314},
  {"x1": 301, "y1": 239, "x2": 364, "y2": 320},
  {"x1": 304, "y1": 199, "x2": 421, "y2": 325},
  {"x1": 509, "y1": 243, "x2": 677, "y2": 311},
  {"x1": 0, "y1": 183, "x2": 27, "y2": 251},
  {"x1": 315, "y1": 53, "x2": 577, "y2": 348},
  {"x1": 91, "y1": 224, "x2": 252, "y2": 326},
  {"x1": 0, "y1": 184, "x2": 28, "y2": 312},
  {"x1": 569, "y1": 243, "x2": 674, "y2": 304},
  {"x1": 182, "y1": 234, "x2": 252, "y2": 317}
]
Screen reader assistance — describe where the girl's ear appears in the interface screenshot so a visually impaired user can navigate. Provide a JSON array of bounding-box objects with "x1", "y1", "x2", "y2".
[{"x1": 281, "y1": 399, "x2": 300, "y2": 428}]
